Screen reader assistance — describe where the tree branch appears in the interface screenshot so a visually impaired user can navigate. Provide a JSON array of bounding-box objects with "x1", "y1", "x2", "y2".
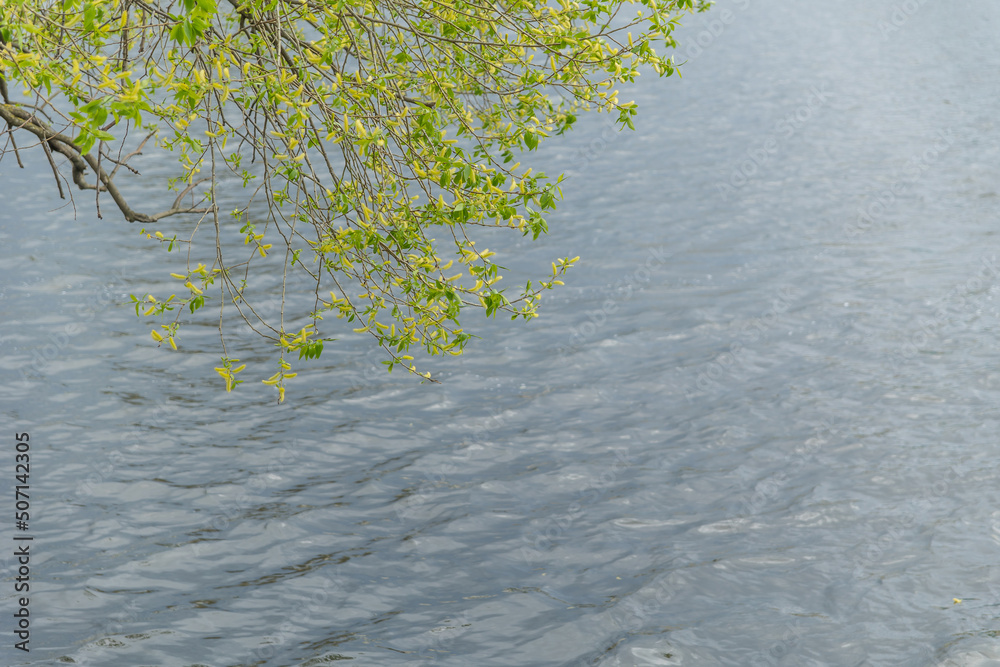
[{"x1": 0, "y1": 103, "x2": 207, "y2": 223}]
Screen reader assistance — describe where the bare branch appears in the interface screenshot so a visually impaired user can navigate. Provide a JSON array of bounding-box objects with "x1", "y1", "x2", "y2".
[
  {"x1": 40, "y1": 135, "x2": 66, "y2": 199},
  {"x1": 0, "y1": 103, "x2": 206, "y2": 223}
]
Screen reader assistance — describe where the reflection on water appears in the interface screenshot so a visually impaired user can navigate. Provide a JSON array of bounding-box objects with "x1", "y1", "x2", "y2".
[{"x1": 4, "y1": 0, "x2": 1000, "y2": 665}]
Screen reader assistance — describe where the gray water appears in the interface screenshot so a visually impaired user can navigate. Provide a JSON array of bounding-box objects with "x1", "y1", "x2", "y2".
[{"x1": 3, "y1": 1, "x2": 1000, "y2": 665}]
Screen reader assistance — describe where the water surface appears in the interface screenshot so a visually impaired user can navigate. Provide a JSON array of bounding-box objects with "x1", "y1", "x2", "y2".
[{"x1": 3, "y1": 1, "x2": 1000, "y2": 665}]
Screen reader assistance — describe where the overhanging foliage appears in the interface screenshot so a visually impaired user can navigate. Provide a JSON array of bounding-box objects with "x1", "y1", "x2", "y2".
[{"x1": 0, "y1": 0, "x2": 706, "y2": 399}]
